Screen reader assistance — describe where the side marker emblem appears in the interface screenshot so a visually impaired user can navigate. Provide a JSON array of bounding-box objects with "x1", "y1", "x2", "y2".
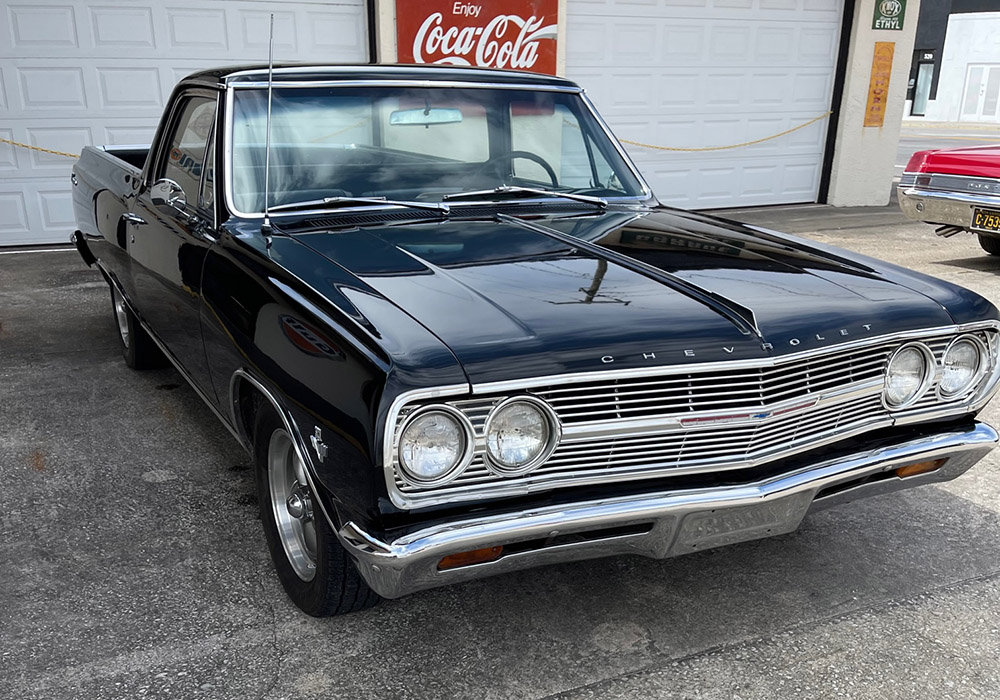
[{"x1": 310, "y1": 427, "x2": 328, "y2": 463}]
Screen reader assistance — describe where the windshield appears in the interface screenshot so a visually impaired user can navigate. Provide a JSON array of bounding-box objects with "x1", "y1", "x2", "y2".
[{"x1": 229, "y1": 86, "x2": 645, "y2": 214}]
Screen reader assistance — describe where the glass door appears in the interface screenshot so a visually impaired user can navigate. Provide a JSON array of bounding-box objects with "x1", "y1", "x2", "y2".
[
  {"x1": 911, "y1": 63, "x2": 933, "y2": 116},
  {"x1": 961, "y1": 64, "x2": 1000, "y2": 122}
]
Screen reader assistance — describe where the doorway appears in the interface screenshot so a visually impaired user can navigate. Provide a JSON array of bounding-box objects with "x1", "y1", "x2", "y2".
[
  {"x1": 961, "y1": 64, "x2": 1000, "y2": 122},
  {"x1": 911, "y1": 62, "x2": 933, "y2": 116}
]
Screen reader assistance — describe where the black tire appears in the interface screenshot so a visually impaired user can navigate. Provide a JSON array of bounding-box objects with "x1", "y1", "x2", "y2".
[
  {"x1": 979, "y1": 234, "x2": 1000, "y2": 256},
  {"x1": 253, "y1": 406, "x2": 380, "y2": 616},
  {"x1": 110, "y1": 285, "x2": 166, "y2": 370}
]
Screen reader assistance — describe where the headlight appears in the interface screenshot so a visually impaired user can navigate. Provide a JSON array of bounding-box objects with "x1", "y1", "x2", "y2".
[
  {"x1": 940, "y1": 335, "x2": 986, "y2": 399},
  {"x1": 884, "y1": 343, "x2": 933, "y2": 409},
  {"x1": 397, "y1": 407, "x2": 473, "y2": 485},
  {"x1": 484, "y1": 397, "x2": 561, "y2": 475}
]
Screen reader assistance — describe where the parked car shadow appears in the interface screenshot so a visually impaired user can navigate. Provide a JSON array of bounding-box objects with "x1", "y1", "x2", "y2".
[{"x1": 935, "y1": 254, "x2": 1000, "y2": 272}]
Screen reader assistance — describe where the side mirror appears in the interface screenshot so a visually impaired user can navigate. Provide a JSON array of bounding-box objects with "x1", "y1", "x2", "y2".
[{"x1": 150, "y1": 178, "x2": 187, "y2": 210}]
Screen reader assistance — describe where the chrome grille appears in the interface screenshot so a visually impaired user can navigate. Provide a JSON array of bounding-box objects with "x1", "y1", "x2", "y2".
[
  {"x1": 390, "y1": 328, "x2": 997, "y2": 504},
  {"x1": 534, "y1": 342, "x2": 893, "y2": 424}
]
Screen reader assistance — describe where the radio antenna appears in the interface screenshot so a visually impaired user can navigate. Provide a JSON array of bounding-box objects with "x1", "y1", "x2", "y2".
[{"x1": 261, "y1": 12, "x2": 275, "y2": 246}]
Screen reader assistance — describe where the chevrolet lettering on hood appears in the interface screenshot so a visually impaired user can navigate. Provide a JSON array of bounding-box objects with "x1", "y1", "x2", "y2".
[
  {"x1": 599, "y1": 323, "x2": 876, "y2": 363},
  {"x1": 72, "y1": 64, "x2": 1000, "y2": 618}
]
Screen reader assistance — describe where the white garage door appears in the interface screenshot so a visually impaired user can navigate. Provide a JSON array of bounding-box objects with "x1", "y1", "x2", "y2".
[
  {"x1": 566, "y1": 0, "x2": 843, "y2": 209},
  {"x1": 1, "y1": 0, "x2": 367, "y2": 246}
]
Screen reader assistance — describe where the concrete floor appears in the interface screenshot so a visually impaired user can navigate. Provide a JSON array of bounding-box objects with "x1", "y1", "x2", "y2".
[{"x1": 4, "y1": 206, "x2": 1000, "y2": 699}]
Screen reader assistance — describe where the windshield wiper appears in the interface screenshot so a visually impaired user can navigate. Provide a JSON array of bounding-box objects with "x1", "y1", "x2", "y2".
[
  {"x1": 267, "y1": 196, "x2": 450, "y2": 215},
  {"x1": 442, "y1": 185, "x2": 607, "y2": 208}
]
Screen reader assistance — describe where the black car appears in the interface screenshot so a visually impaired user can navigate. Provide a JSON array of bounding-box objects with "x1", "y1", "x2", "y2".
[{"x1": 72, "y1": 64, "x2": 1000, "y2": 616}]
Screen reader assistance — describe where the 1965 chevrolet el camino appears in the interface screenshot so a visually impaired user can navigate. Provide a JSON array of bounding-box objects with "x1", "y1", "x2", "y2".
[{"x1": 72, "y1": 64, "x2": 1000, "y2": 616}]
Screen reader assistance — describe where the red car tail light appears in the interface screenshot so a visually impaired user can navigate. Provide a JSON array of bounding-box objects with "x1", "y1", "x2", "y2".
[{"x1": 904, "y1": 150, "x2": 935, "y2": 174}]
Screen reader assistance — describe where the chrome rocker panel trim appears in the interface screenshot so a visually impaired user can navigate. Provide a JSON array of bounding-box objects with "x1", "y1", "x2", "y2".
[{"x1": 344, "y1": 422, "x2": 997, "y2": 599}]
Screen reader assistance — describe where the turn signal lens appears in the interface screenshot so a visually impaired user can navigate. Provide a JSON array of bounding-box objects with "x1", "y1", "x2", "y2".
[
  {"x1": 904, "y1": 150, "x2": 934, "y2": 173},
  {"x1": 437, "y1": 546, "x2": 503, "y2": 571},
  {"x1": 895, "y1": 459, "x2": 946, "y2": 478}
]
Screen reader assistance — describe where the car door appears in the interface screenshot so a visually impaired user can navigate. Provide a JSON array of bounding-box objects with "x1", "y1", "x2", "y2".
[{"x1": 128, "y1": 90, "x2": 220, "y2": 403}]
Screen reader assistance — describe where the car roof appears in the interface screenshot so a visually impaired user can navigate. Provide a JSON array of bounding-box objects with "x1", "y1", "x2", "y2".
[{"x1": 180, "y1": 63, "x2": 581, "y2": 90}]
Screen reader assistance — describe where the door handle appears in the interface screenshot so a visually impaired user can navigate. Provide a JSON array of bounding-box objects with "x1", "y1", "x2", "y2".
[{"x1": 122, "y1": 212, "x2": 146, "y2": 226}]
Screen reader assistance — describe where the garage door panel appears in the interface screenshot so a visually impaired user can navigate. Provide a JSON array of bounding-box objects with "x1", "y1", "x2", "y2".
[
  {"x1": 568, "y1": 0, "x2": 841, "y2": 208},
  {"x1": 612, "y1": 113, "x2": 828, "y2": 156},
  {"x1": 647, "y1": 156, "x2": 823, "y2": 208},
  {"x1": 6, "y1": 61, "x2": 178, "y2": 118},
  {"x1": 578, "y1": 20, "x2": 838, "y2": 70},
  {"x1": 0, "y1": 190, "x2": 32, "y2": 244},
  {"x1": 0, "y1": 182, "x2": 77, "y2": 245},
  {"x1": 89, "y1": 5, "x2": 157, "y2": 48},
  {"x1": 7, "y1": 4, "x2": 81, "y2": 50},
  {"x1": 97, "y1": 67, "x2": 164, "y2": 109},
  {"x1": 572, "y1": 0, "x2": 838, "y2": 18},
  {"x1": 2, "y1": 1, "x2": 366, "y2": 59},
  {"x1": 24, "y1": 127, "x2": 93, "y2": 173},
  {"x1": 1, "y1": 0, "x2": 367, "y2": 245},
  {"x1": 103, "y1": 125, "x2": 158, "y2": 147}
]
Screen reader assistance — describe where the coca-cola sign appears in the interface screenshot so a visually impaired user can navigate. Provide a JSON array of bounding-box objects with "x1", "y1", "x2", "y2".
[{"x1": 396, "y1": 1, "x2": 559, "y2": 75}]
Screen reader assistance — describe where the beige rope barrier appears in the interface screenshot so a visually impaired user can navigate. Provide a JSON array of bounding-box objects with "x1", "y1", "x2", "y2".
[
  {"x1": 0, "y1": 136, "x2": 79, "y2": 159},
  {"x1": 2, "y1": 110, "x2": 834, "y2": 161},
  {"x1": 616, "y1": 112, "x2": 833, "y2": 152}
]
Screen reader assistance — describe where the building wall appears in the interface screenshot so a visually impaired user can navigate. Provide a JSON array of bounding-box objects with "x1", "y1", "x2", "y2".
[
  {"x1": 908, "y1": 0, "x2": 951, "y2": 103},
  {"x1": 921, "y1": 12, "x2": 1000, "y2": 122},
  {"x1": 826, "y1": 0, "x2": 920, "y2": 206}
]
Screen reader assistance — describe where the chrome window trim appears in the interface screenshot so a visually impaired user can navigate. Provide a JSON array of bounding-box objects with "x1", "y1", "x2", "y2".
[
  {"x1": 230, "y1": 79, "x2": 584, "y2": 92},
  {"x1": 382, "y1": 320, "x2": 1000, "y2": 509},
  {"x1": 579, "y1": 91, "x2": 654, "y2": 200},
  {"x1": 881, "y1": 342, "x2": 936, "y2": 410},
  {"x1": 482, "y1": 395, "x2": 563, "y2": 476},
  {"x1": 396, "y1": 404, "x2": 477, "y2": 488},
  {"x1": 222, "y1": 81, "x2": 654, "y2": 220}
]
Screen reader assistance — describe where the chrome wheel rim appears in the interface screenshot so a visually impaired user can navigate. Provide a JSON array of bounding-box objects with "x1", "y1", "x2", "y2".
[
  {"x1": 267, "y1": 429, "x2": 317, "y2": 581},
  {"x1": 112, "y1": 288, "x2": 130, "y2": 349}
]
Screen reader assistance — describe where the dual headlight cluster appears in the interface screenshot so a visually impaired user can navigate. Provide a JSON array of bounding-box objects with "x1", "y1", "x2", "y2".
[
  {"x1": 397, "y1": 397, "x2": 561, "y2": 486},
  {"x1": 885, "y1": 335, "x2": 989, "y2": 409}
]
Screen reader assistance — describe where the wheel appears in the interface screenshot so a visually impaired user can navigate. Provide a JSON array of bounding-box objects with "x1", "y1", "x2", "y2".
[
  {"x1": 110, "y1": 285, "x2": 165, "y2": 369},
  {"x1": 474, "y1": 150, "x2": 559, "y2": 186},
  {"x1": 253, "y1": 406, "x2": 380, "y2": 616},
  {"x1": 978, "y1": 233, "x2": 1000, "y2": 256}
]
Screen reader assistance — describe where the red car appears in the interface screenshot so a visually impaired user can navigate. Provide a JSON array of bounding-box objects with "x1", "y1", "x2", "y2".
[{"x1": 898, "y1": 145, "x2": 1000, "y2": 255}]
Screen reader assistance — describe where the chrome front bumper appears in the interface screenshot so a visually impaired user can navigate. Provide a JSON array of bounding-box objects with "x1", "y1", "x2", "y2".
[
  {"x1": 898, "y1": 182, "x2": 1000, "y2": 231},
  {"x1": 339, "y1": 423, "x2": 997, "y2": 599}
]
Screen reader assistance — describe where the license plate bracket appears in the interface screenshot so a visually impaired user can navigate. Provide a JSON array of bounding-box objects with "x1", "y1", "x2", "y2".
[{"x1": 972, "y1": 208, "x2": 1000, "y2": 233}]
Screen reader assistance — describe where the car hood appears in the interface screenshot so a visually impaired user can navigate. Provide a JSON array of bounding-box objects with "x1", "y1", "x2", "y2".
[{"x1": 293, "y1": 206, "x2": 962, "y2": 385}]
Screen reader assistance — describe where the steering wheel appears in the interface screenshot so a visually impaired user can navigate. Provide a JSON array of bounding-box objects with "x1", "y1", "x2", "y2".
[{"x1": 473, "y1": 150, "x2": 559, "y2": 187}]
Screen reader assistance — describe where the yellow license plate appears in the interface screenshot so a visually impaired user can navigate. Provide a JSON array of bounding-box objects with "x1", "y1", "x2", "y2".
[{"x1": 972, "y1": 208, "x2": 1000, "y2": 233}]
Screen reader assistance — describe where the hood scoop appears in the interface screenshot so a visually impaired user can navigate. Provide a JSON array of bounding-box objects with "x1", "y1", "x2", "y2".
[{"x1": 497, "y1": 213, "x2": 764, "y2": 343}]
